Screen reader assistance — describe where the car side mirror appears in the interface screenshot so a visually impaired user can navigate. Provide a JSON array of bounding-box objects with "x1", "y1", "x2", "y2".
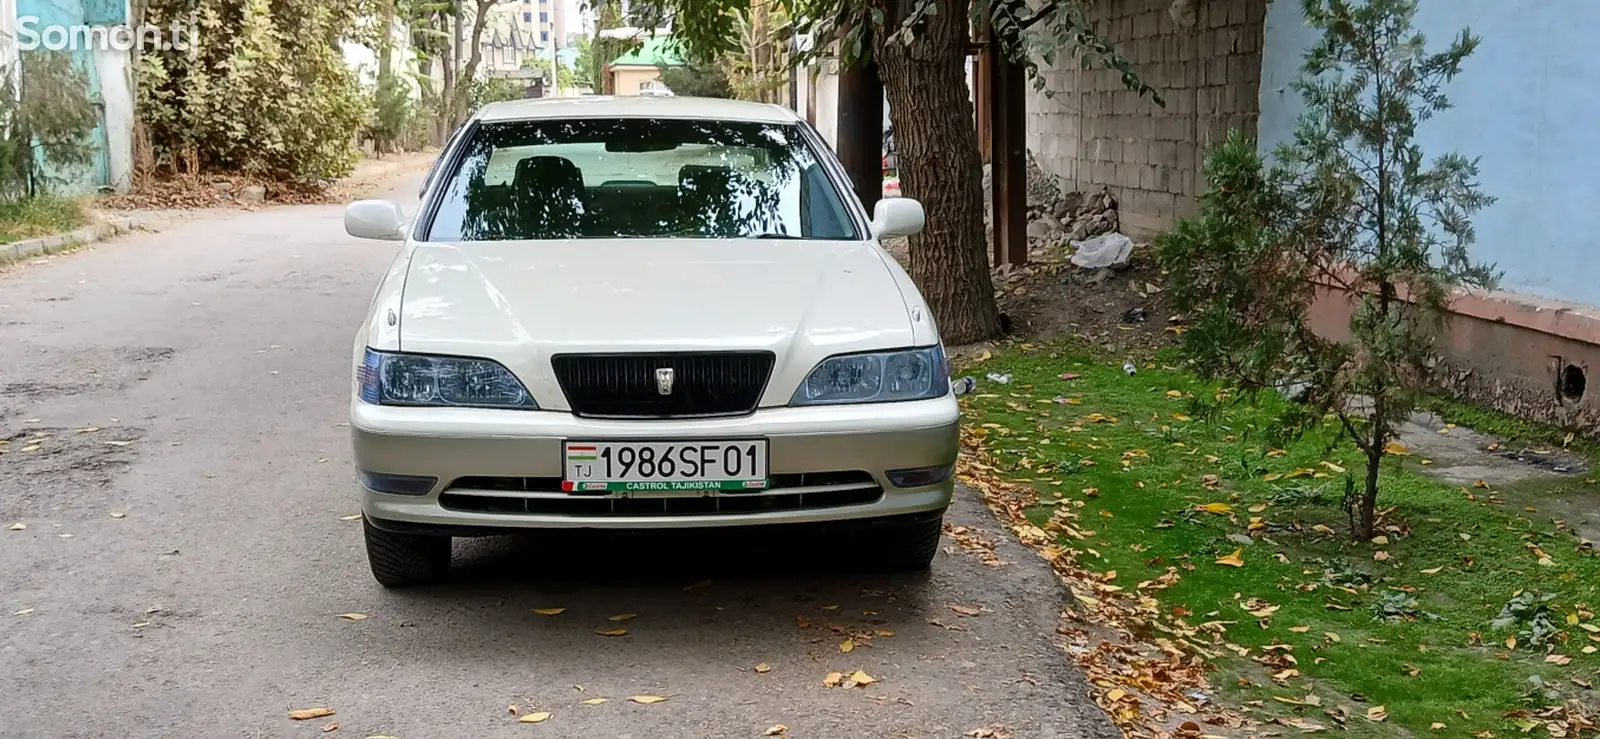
[
  {"x1": 345, "y1": 199, "x2": 407, "y2": 241},
  {"x1": 871, "y1": 197, "x2": 925, "y2": 239}
]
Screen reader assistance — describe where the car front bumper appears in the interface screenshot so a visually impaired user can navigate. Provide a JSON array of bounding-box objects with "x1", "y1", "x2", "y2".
[{"x1": 350, "y1": 397, "x2": 960, "y2": 532}]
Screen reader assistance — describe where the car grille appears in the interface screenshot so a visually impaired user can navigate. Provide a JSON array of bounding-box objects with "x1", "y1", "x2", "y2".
[
  {"x1": 551, "y1": 351, "x2": 775, "y2": 418},
  {"x1": 439, "y1": 471, "x2": 882, "y2": 517}
]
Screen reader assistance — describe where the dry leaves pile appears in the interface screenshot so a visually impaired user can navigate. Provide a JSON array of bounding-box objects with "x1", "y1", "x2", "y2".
[
  {"x1": 958, "y1": 429, "x2": 1246, "y2": 738},
  {"x1": 102, "y1": 175, "x2": 337, "y2": 211}
]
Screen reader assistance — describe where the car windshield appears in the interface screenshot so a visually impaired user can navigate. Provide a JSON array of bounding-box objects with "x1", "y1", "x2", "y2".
[{"x1": 424, "y1": 117, "x2": 859, "y2": 242}]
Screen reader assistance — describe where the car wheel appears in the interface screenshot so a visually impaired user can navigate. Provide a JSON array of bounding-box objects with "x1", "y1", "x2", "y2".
[
  {"x1": 873, "y1": 513, "x2": 945, "y2": 571},
  {"x1": 363, "y1": 519, "x2": 451, "y2": 588}
]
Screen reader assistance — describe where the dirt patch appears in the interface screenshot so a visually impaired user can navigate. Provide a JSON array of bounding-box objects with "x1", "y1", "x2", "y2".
[
  {"x1": 0, "y1": 345, "x2": 175, "y2": 420},
  {"x1": 883, "y1": 236, "x2": 1181, "y2": 357},
  {"x1": 0, "y1": 425, "x2": 146, "y2": 520}
]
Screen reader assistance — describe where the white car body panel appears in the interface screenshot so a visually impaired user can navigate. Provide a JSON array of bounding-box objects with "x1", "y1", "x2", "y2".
[{"x1": 394, "y1": 238, "x2": 917, "y2": 410}]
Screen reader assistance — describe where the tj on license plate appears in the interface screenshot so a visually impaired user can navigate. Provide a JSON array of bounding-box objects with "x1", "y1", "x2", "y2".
[{"x1": 563, "y1": 440, "x2": 769, "y2": 493}]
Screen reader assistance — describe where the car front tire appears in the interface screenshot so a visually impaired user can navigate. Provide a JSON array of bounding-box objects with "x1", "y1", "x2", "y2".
[
  {"x1": 872, "y1": 512, "x2": 945, "y2": 571},
  {"x1": 363, "y1": 519, "x2": 451, "y2": 588}
]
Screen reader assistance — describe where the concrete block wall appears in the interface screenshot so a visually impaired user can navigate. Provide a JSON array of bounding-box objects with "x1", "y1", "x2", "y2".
[{"x1": 1025, "y1": 0, "x2": 1267, "y2": 238}]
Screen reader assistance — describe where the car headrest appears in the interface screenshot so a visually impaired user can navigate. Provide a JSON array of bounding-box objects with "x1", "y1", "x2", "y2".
[
  {"x1": 514, "y1": 156, "x2": 584, "y2": 193},
  {"x1": 678, "y1": 164, "x2": 733, "y2": 188}
]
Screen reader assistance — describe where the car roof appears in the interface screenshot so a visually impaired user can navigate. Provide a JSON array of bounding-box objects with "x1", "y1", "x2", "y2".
[{"x1": 474, "y1": 96, "x2": 802, "y2": 125}]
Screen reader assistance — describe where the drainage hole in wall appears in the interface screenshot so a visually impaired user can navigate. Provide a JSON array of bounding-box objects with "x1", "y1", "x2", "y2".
[{"x1": 1560, "y1": 364, "x2": 1587, "y2": 403}]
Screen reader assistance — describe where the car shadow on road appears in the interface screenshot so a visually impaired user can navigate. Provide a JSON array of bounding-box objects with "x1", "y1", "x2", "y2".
[
  {"x1": 358, "y1": 527, "x2": 956, "y2": 667},
  {"x1": 434, "y1": 526, "x2": 938, "y2": 603}
]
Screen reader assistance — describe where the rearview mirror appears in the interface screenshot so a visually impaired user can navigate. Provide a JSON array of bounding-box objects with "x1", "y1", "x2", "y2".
[
  {"x1": 345, "y1": 200, "x2": 406, "y2": 241},
  {"x1": 871, "y1": 197, "x2": 925, "y2": 239}
]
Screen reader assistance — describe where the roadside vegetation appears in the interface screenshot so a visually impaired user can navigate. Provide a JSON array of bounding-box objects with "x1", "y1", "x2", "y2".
[
  {"x1": 958, "y1": 343, "x2": 1600, "y2": 737},
  {"x1": 0, "y1": 195, "x2": 88, "y2": 245}
]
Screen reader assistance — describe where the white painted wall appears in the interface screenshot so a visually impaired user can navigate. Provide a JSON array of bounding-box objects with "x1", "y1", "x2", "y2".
[{"x1": 92, "y1": 46, "x2": 131, "y2": 193}]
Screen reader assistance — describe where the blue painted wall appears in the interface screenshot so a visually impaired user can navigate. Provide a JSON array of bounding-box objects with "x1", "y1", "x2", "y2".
[
  {"x1": 18, "y1": 0, "x2": 111, "y2": 194},
  {"x1": 1258, "y1": 0, "x2": 1600, "y2": 307}
]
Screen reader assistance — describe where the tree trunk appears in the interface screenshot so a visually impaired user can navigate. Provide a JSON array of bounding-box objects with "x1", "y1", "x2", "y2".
[
  {"x1": 1359, "y1": 445, "x2": 1380, "y2": 540},
  {"x1": 440, "y1": 9, "x2": 456, "y2": 143},
  {"x1": 449, "y1": 0, "x2": 496, "y2": 126},
  {"x1": 874, "y1": 0, "x2": 1002, "y2": 345}
]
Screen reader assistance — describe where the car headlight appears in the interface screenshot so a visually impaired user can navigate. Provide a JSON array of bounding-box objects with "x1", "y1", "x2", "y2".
[
  {"x1": 358, "y1": 348, "x2": 538, "y2": 409},
  {"x1": 790, "y1": 346, "x2": 949, "y2": 406}
]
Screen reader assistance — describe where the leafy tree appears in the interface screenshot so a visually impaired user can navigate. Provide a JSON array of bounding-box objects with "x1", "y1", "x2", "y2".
[
  {"x1": 0, "y1": 51, "x2": 99, "y2": 198},
  {"x1": 137, "y1": 0, "x2": 369, "y2": 187},
  {"x1": 657, "y1": 56, "x2": 733, "y2": 98},
  {"x1": 1157, "y1": 0, "x2": 1498, "y2": 539},
  {"x1": 641, "y1": 0, "x2": 1158, "y2": 344},
  {"x1": 572, "y1": 36, "x2": 597, "y2": 88}
]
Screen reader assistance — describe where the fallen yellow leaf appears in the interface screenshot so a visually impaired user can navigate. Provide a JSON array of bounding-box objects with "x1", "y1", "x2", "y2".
[
  {"x1": 628, "y1": 695, "x2": 667, "y2": 704},
  {"x1": 1320, "y1": 461, "x2": 1346, "y2": 473},
  {"x1": 823, "y1": 671, "x2": 843, "y2": 687},
  {"x1": 1289, "y1": 625, "x2": 1311, "y2": 633},
  {"x1": 581, "y1": 698, "x2": 608, "y2": 705},
  {"x1": 754, "y1": 662, "x2": 771, "y2": 673},
  {"x1": 594, "y1": 628, "x2": 628, "y2": 636},
  {"x1": 1262, "y1": 473, "x2": 1283, "y2": 481},
  {"x1": 7, "y1": 523, "x2": 24, "y2": 531},
  {"x1": 1172, "y1": 413, "x2": 1192, "y2": 422},
  {"x1": 1106, "y1": 688, "x2": 1127, "y2": 702},
  {"x1": 848, "y1": 670, "x2": 877, "y2": 686},
  {"x1": 290, "y1": 708, "x2": 335, "y2": 721},
  {"x1": 839, "y1": 639, "x2": 855, "y2": 653},
  {"x1": 1431, "y1": 722, "x2": 1447, "y2": 731},
  {"x1": 109, "y1": 512, "x2": 127, "y2": 519},
  {"x1": 1367, "y1": 705, "x2": 1388, "y2": 722},
  {"x1": 1311, "y1": 524, "x2": 1335, "y2": 535},
  {"x1": 1384, "y1": 442, "x2": 1410, "y2": 456},
  {"x1": 1198, "y1": 502, "x2": 1232, "y2": 513},
  {"x1": 338, "y1": 514, "x2": 362, "y2": 521},
  {"x1": 765, "y1": 725, "x2": 789, "y2": 736},
  {"x1": 321, "y1": 721, "x2": 339, "y2": 733},
  {"x1": 1215, "y1": 549, "x2": 1245, "y2": 567},
  {"x1": 533, "y1": 608, "x2": 565, "y2": 615},
  {"x1": 518, "y1": 712, "x2": 551, "y2": 723},
  {"x1": 949, "y1": 604, "x2": 982, "y2": 617},
  {"x1": 608, "y1": 613, "x2": 638, "y2": 622},
  {"x1": 338, "y1": 613, "x2": 368, "y2": 621},
  {"x1": 1374, "y1": 551, "x2": 1390, "y2": 562},
  {"x1": 1421, "y1": 566, "x2": 1444, "y2": 575}
]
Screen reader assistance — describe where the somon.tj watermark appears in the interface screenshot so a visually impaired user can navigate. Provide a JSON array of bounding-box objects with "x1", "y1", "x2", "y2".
[{"x1": 16, "y1": 15, "x2": 198, "y2": 59}]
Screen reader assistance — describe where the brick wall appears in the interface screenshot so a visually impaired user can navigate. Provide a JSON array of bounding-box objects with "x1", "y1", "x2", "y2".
[{"x1": 1025, "y1": 0, "x2": 1267, "y2": 238}]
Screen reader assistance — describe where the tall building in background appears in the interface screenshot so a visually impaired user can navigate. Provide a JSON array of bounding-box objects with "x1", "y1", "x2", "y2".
[{"x1": 511, "y1": 0, "x2": 566, "y2": 48}]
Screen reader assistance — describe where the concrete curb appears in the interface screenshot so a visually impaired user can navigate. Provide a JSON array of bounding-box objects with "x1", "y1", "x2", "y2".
[{"x1": 0, "y1": 216, "x2": 139, "y2": 267}]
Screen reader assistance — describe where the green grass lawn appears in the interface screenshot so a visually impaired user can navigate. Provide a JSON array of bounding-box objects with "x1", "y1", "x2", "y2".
[
  {"x1": 0, "y1": 195, "x2": 88, "y2": 245},
  {"x1": 959, "y1": 343, "x2": 1600, "y2": 737}
]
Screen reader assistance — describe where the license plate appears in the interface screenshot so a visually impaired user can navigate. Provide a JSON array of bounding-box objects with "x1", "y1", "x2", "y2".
[{"x1": 562, "y1": 440, "x2": 769, "y2": 493}]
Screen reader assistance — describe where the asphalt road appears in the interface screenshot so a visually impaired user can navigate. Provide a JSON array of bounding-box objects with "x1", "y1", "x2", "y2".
[{"x1": 0, "y1": 171, "x2": 1117, "y2": 739}]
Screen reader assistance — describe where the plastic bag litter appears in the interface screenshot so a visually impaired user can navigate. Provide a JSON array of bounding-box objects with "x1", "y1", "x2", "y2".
[{"x1": 1069, "y1": 232, "x2": 1134, "y2": 269}]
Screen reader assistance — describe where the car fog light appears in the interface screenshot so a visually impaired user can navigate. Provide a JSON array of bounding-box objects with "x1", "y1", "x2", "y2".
[
  {"x1": 359, "y1": 471, "x2": 438, "y2": 496},
  {"x1": 886, "y1": 464, "x2": 953, "y2": 488}
]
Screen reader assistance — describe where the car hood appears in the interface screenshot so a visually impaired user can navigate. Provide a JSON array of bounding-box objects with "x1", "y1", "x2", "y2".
[{"x1": 397, "y1": 239, "x2": 917, "y2": 410}]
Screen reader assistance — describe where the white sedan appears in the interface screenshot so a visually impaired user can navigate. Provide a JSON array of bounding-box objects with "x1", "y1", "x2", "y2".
[{"x1": 344, "y1": 96, "x2": 958, "y2": 587}]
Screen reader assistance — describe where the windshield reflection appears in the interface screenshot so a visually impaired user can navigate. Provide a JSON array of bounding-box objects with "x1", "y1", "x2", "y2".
[{"x1": 426, "y1": 118, "x2": 858, "y2": 242}]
